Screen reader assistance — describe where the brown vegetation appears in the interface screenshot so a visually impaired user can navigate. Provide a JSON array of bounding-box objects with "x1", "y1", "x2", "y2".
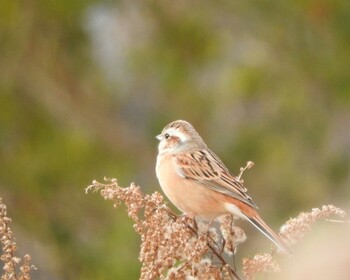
[
  {"x1": 86, "y1": 176, "x2": 345, "y2": 280},
  {"x1": 0, "y1": 199, "x2": 36, "y2": 280}
]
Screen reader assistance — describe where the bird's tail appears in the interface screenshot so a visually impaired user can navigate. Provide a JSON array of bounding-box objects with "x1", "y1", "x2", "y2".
[{"x1": 242, "y1": 213, "x2": 293, "y2": 254}]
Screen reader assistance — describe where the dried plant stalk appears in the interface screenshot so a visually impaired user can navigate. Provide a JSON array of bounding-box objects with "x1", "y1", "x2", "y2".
[
  {"x1": 86, "y1": 179, "x2": 243, "y2": 280},
  {"x1": 279, "y1": 205, "x2": 346, "y2": 245},
  {"x1": 86, "y1": 176, "x2": 346, "y2": 280},
  {"x1": 242, "y1": 253, "x2": 280, "y2": 280},
  {"x1": 0, "y1": 198, "x2": 36, "y2": 280}
]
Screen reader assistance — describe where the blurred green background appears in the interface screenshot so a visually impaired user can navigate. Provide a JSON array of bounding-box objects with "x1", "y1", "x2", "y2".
[{"x1": 1, "y1": 0, "x2": 349, "y2": 279}]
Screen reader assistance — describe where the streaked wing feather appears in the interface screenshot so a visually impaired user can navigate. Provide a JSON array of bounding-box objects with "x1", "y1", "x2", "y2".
[{"x1": 175, "y1": 149, "x2": 258, "y2": 209}]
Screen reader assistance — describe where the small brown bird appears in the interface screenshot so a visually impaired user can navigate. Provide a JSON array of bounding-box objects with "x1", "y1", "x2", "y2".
[{"x1": 156, "y1": 120, "x2": 291, "y2": 254}]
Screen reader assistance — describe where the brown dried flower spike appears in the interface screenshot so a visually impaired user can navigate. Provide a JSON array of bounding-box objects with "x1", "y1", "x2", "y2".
[
  {"x1": 86, "y1": 178, "x2": 245, "y2": 280},
  {"x1": 0, "y1": 198, "x2": 36, "y2": 280},
  {"x1": 86, "y1": 171, "x2": 346, "y2": 280}
]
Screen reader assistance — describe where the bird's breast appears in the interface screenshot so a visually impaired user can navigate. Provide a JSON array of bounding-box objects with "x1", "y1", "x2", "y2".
[
  {"x1": 156, "y1": 153, "x2": 228, "y2": 220},
  {"x1": 156, "y1": 153, "x2": 183, "y2": 206}
]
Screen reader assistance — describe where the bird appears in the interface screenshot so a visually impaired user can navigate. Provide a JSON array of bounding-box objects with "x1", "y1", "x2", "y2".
[{"x1": 155, "y1": 120, "x2": 292, "y2": 254}]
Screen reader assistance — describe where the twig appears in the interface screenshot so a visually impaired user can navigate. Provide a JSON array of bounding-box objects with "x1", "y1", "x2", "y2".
[
  {"x1": 184, "y1": 220, "x2": 242, "y2": 280},
  {"x1": 237, "y1": 161, "x2": 254, "y2": 183},
  {"x1": 325, "y1": 219, "x2": 350, "y2": 223}
]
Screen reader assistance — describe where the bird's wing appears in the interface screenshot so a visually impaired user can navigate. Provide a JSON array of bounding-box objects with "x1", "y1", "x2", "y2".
[{"x1": 175, "y1": 149, "x2": 258, "y2": 209}]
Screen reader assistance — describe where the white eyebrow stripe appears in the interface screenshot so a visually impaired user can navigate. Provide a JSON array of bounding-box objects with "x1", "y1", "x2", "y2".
[{"x1": 166, "y1": 127, "x2": 189, "y2": 142}]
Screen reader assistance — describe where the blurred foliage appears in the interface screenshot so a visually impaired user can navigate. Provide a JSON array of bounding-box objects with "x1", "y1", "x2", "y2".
[{"x1": 0, "y1": 0, "x2": 349, "y2": 279}]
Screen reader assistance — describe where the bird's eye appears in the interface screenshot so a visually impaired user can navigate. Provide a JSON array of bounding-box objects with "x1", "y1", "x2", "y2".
[{"x1": 164, "y1": 133, "x2": 170, "y2": 139}]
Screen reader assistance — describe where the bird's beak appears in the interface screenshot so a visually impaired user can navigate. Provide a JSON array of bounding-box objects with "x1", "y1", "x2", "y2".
[{"x1": 156, "y1": 134, "x2": 162, "y2": 141}]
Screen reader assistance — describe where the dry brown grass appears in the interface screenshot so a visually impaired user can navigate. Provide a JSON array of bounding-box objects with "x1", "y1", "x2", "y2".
[
  {"x1": 86, "y1": 176, "x2": 346, "y2": 280},
  {"x1": 0, "y1": 198, "x2": 36, "y2": 280}
]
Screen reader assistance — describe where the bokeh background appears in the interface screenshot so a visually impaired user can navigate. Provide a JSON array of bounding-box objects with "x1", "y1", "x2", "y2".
[{"x1": 1, "y1": 1, "x2": 350, "y2": 279}]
